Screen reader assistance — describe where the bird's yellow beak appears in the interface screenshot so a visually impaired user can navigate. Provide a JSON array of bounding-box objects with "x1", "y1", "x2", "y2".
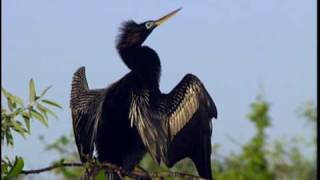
[{"x1": 155, "y1": 8, "x2": 182, "y2": 27}]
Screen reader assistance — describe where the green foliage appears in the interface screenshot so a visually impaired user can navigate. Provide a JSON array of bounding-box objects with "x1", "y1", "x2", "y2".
[
  {"x1": 95, "y1": 169, "x2": 106, "y2": 180},
  {"x1": 45, "y1": 96, "x2": 316, "y2": 180},
  {"x1": 212, "y1": 98, "x2": 317, "y2": 180},
  {"x1": 301, "y1": 101, "x2": 317, "y2": 124},
  {"x1": 266, "y1": 101, "x2": 317, "y2": 180},
  {"x1": 300, "y1": 101, "x2": 317, "y2": 144},
  {"x1": 6, "y1": 156, "x2": 24, "y2": 179},
  {"x1": 1, "y1": 156, "x2": 24, "y2": 180},
  {"x1": 139, "y1": 154, "x2": 197, "y2": 180},
  {"x1": 1, "y1": 79, "x2": 61, "y2": 146},
  {"x1": 39, "y1": 133, "x2": 85, "y2": 179},
  {"x1": 213, "y1": 97, "x2": 274, "y2": 180},
  {"x1": 267, "y1": 137, "x2": 316, "y2": 180},
  {"x1": 1, "y1": 79, "x2": 61, "y2": 179}
]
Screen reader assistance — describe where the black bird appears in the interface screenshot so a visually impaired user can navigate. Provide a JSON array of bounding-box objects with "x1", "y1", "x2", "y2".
[{"x1": 70, "y1": 8, "x2": 217, "y2": 180}]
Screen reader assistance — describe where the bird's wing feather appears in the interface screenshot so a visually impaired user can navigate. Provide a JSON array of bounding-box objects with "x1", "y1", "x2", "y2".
[
  {"x1": 70, "y1": 67, "x2": 107, "y2": 162},
  {"x1": 129, "y1": 90, "x2": 168, "y2": 163},
  {"x1": 129, "y1": 74, "x2": 217, "y2": 165},
  {"x1": 165, "y1": 74, "x2": 215, "y2": 139},
  {"x1": 161, "y1": 74, "x2": 217, "y2": 165}
]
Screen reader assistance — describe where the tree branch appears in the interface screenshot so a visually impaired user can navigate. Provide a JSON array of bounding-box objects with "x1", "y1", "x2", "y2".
[
  {"x1": 20, "y1": 162, "x2": 208, "y2": 179},
  {"x1": 20, "y1": 163, "x2": 82, "y2": 175}
]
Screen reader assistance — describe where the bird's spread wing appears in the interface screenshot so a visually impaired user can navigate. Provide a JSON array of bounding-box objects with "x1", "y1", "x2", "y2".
[
  {"x1": 129, "y1": 74, "x2": 217, "y2": 165},
  {"x1": 161, "y1": 74, "x2": 217, "y2": 166},
  {"x1": 70, "y1": 67, "x2": 107, "y2": 162},
  {"x1": 164, "y1": 74, "x2": 217, "y2": 140}
]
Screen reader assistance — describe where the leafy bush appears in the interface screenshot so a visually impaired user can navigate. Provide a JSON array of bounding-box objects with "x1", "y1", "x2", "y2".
[{"x1": 1, "y1": 79, "x2": 61, "y2": 179}]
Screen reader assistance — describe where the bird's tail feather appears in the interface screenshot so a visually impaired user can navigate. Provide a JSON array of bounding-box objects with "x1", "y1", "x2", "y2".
[
  {"x1": 191, "y1": 127, "x2": 213, "y2": 180},
  {"x1": 70, "y1": 66, "x2": 89, "y2": 108}
]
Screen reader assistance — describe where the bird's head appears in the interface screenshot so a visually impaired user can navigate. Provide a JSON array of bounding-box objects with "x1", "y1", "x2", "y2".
[{"x1": 116, "y1": 8, "x2": 181, "y2": 50}]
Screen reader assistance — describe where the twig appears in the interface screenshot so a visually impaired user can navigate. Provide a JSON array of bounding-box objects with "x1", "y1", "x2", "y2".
[
  {"x1": 20, "y1": 163, "x2": 82, "y2": 174},
  {"x1": 20, "y1": 162, "x2": 207, "y2": 179}
]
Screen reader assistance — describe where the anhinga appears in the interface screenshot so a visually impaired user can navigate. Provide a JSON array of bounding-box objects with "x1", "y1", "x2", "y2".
[{"x1": 70, "y1": 8, "x2": 217, "y2": 180}]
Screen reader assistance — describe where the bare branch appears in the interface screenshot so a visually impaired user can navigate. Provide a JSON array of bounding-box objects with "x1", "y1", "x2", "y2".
[
  {"x1": 20, "y1": 162, "x2": 207, "y2": 179},
  {"x1": 21, "y1": 163, "x2": 82, "y2": 174}
]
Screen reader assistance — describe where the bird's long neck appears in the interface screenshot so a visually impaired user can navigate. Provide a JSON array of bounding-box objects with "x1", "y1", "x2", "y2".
[{"x1": 118, "y1": 45, "x2": 161, "y2": 89}]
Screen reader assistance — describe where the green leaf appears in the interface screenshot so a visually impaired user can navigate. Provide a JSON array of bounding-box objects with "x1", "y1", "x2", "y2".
[
  {"x1": 4, "y1": 157, "x2": 13, "y2": 166},
  {"x1": 2, "y1": 88, "x2": 24, "y2": 110},
  {"x1": 1, "y1": 107, "x2": 7, "y2": 114},
  {"x1": 12, "y1": 108, "x2": 24, "y2": 117},
  {"x1": 1, "y1": 160, "x2": 9, "y2": 175},
  {"x1": 41, "y1": 99, "x2": 62, "y2": 109},
  {"x1": 59, "y1": 159, "x2": 66, "y2": 164},
  {"x1": 95, "y1": 169, "x2": 106, "y2": 180},
  {"x1": 36, "y1": 104, "x2": 48, "y2": 119},
  {"x1": 7, "y1": 96, "x2": 16, "y2": 112},
  {"x1": 39, "y1": 103, "x2": 58, "y2": 119},
  {"x1": 5, "y1": 130, "x2": 14, "y2": 147},
  {"x1": 1, "y1": 87, "x2": 9, "y2": 97},
  {"x1": 30, "y1": 109, "x2": 48, "y2": 127},
  {"x1": 7, "y1": 156, "x2": 24, "y2": 178},
  {"x1": 11, "y1": 121, "x2": 27, "y2": 137},
  {"x1": 21, "y1": 112, "x2": 31, "y2": 132},
  {"x1": 29, "y1": 79, "x2": 36, "y2": 103},
  {"x1": 59, "y1": 167, "x2": 79, "y2": 178},
  {"x1": 46, "y1": 107, "x2": 59, "y2": 120},
  {"x1": 39, "y1": 86, "x2": 52, "y2": 98},
  {"x1": 12, "y1": 95, "x2": 24, "y2": 106}
]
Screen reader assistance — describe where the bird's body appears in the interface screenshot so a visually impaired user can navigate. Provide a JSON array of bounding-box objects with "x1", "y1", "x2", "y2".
[
  {"x1": 95, "y1": 72, "x2": 147, "y2": 169},
  {"x1": 71, "y1": 8, "x2": 217, "y2": 180}
]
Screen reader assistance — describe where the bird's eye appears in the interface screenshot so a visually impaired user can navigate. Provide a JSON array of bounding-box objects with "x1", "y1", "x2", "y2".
[{"x1": 145, "y1": 22, "x2": 154, "y2": 29}]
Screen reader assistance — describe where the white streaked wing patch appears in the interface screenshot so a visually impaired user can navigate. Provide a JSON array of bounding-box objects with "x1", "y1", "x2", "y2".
[{"x1": 168, "y1": 84, "x2": 200, "y2": 140}]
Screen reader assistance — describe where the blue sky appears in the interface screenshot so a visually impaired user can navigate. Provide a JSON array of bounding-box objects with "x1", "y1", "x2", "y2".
[{"x1": 2, "y1": 0, "x2": 316, "y2": 178}]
